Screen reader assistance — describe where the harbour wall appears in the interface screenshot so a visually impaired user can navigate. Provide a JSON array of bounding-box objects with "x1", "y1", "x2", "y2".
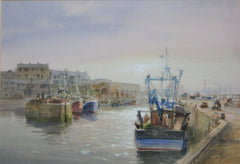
[
  {"x1": 178, "y1": 101, "x2": 228, "y2": 164},
  {"x1": 25, "y1": 102, "x2": 72, "y2": 122}
]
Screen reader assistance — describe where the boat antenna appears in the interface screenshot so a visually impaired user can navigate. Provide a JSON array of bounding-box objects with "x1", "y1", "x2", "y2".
[
  {"x1": 164, "y1": 47, "x2": 171, "y2": 79},
  {"x1": 204, "y1": 79, "x2": 207, "y2": 97},
  {"x1": 165, "y1": 47, "x2": 168, "y2": 69}
]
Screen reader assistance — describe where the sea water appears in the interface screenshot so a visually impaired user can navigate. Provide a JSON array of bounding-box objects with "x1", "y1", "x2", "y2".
[{"x1": 0, "y1": 99, "x2": 184, "y2": 164}]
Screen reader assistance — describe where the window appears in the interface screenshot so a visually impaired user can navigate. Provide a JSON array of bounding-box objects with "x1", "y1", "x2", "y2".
[
  {"x1": 40, "y1": 84, "x2": 47, "y2": 88},
  {"x1": 24, "y1": 68, "x2": 28, "y2": 72},
  {"x1": 19, "y1": 68, "x2": 21, "y2": 72},
  {"x1": 126, "y1": 90, "x2": 129, "y2": 97},
  {"x1": 32, "y1": 68, "x2": 34, "y2": 71},
  {"x1": 41, "y1": 74, "x2": 43, "y2": 78},
  {"x1": 41, "y1": 68, "x2": 43, "y2": 71}
]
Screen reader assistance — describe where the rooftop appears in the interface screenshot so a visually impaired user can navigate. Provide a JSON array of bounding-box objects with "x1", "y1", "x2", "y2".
[{"x1": 17, "y1": 63, "x2": 49, "y2": 68}]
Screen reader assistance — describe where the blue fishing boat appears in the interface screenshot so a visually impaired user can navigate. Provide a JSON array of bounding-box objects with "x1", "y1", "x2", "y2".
[
  {"x1": 135, "y1": 128, "x2": 188, "y2": 151},
  {"x1": 83, "y1": 101, "x2": 98, "y2": 113},
  {"x1": 135, "y1": 50, "x2": 190, "y2": 152},
  {"x1": 135, "y1": 109, "x2": 190, "y2": 151}
]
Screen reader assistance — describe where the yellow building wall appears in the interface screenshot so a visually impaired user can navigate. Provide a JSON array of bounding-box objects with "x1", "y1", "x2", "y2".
[
  {"x1": 16, "y1": 66, "x2": 50, "y2": 81},
  {"x1": 93, "y1": 81, "x2": 140, "y2": 103}
]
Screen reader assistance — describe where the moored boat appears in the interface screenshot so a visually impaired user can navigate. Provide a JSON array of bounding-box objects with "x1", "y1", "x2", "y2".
[
  {"x1": 72, "y1": 100, "x2": 84, "y2": 113},
  {"x1": 135, "y1": 51, "x2": 190, "y2": 152},
  {"x1": 135, "y1": 129, "x2": 188, "y2": 151},
  {"x1": 83, "y1": 100, "x2": 98, "y2": 113},
  {"x1": 135, "y1": 110, "x2": 190, "y2": 151}
]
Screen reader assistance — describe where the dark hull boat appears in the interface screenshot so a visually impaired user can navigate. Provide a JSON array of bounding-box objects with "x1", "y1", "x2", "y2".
[
  {"x1": 135, "y1": 109, "x2": 190, "y2": 152},
  {"x1": 83, "y1": 101, "x2": 98, "y2": 113},
  {"x1": 135, "y1": 129, "x2": 188, "y2": 151}
]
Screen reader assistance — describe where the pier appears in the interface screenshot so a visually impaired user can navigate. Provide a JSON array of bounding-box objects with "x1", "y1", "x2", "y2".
[
  {"x1": 25, "y1": 100, "x2": 72, "y2": 122},
  {"x1": 178, "y1": 98, "x2": 240, "y2": 164}
]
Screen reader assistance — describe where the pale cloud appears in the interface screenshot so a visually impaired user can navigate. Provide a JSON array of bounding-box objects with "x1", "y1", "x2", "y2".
[
  {"x1": 2, "y1": 26, "x2": 36, "y2": 38},
  {"x1": 61, "y1": 1, "x2": 127, "y2": 25},
  {"x1": 35, "y1": 19, "x2": 64, "y2": 29},
  {"x1": 63, "y1": 2, "x2": 98, "y2": 16},
  {"x1": 2, "y1": 0, "x2": 240, "y2": 93}
]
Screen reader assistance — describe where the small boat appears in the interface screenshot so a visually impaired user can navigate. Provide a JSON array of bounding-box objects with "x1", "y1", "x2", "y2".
[
  {"x1": 111, "y1": 102, "x2": 124, "y2": 107},
  {"x1": 111, "y1": 99, "x2": 137, "y2": 107},
  {"x1": 83, "y1": 101, "x2": 98, "y2": 113},
  {"x1": 72, "y1": 100, "x2": 84, "y2": 113},
  {"x1": 200, "y1": 102, "x2": 208, "y2": 108},
  {"x1": 70, "y1": 86, "x2": 84, "y2": 113}
]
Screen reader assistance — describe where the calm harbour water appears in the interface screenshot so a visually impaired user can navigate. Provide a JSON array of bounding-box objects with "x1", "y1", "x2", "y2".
[{"x1": 0, "y1": 99, "x2": 184, "y2": 164}]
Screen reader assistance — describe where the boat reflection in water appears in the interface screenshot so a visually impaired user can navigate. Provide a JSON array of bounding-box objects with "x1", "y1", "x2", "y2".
[
  {"x1": 137, "y1": 151, "x2": 184, "y2": 163},
  {"x1": 26, "y1": 120, "x2": 72, "y2": 135},
  {"x1": 72, "y1": 113, "x2": 97, "y2": 121}
]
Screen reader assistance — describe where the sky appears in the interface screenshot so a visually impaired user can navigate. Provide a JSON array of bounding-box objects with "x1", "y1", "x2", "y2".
[{"x1": 1, "y1": 0, "x2": 240, "y2": 93}]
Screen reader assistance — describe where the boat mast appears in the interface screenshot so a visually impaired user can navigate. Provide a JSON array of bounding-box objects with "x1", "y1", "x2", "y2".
[
  {"x1": 164, "y1": 47, "x2": 171, "y2": 80},
  {"x1": 160, "y1": 54, "x2": 164, "y2": 98},
  {"x1": 204, "y1": 79, "x2": 207, "y2": 97}
]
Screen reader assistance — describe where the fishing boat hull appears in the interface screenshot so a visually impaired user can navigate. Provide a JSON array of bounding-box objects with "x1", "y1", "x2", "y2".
[
  {"x1": 83, "y1": 101, "x2": 98, "y2": 113},
  {"x1": 72, "y1": 100, "x2": 83, "y2": 113},
  {"x1": 135, "y1": 129, "x2": 188, "y2": 151}
]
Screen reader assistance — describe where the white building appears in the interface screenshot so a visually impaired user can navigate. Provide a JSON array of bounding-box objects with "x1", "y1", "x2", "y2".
[{"x1": 50, "y1": 69, "x2": 91, "y2": 87}]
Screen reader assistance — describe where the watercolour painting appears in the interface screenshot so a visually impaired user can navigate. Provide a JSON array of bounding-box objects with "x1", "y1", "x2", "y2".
[{"x1": 0, "y1": 0, "x2": 240, "y2": 164}]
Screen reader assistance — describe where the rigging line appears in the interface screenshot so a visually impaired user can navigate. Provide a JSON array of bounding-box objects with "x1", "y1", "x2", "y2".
[
  {"x1": 167, "y1": 82, "x2": 174, "y2": 89},
  {"x1": 149, "y1": 81, "x2": 161, "y2": 96}
]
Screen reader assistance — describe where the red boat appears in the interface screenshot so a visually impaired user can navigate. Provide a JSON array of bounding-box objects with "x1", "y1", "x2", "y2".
[{"x1": 72, "y1": 101, "x2": 83, "y2": 113}]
